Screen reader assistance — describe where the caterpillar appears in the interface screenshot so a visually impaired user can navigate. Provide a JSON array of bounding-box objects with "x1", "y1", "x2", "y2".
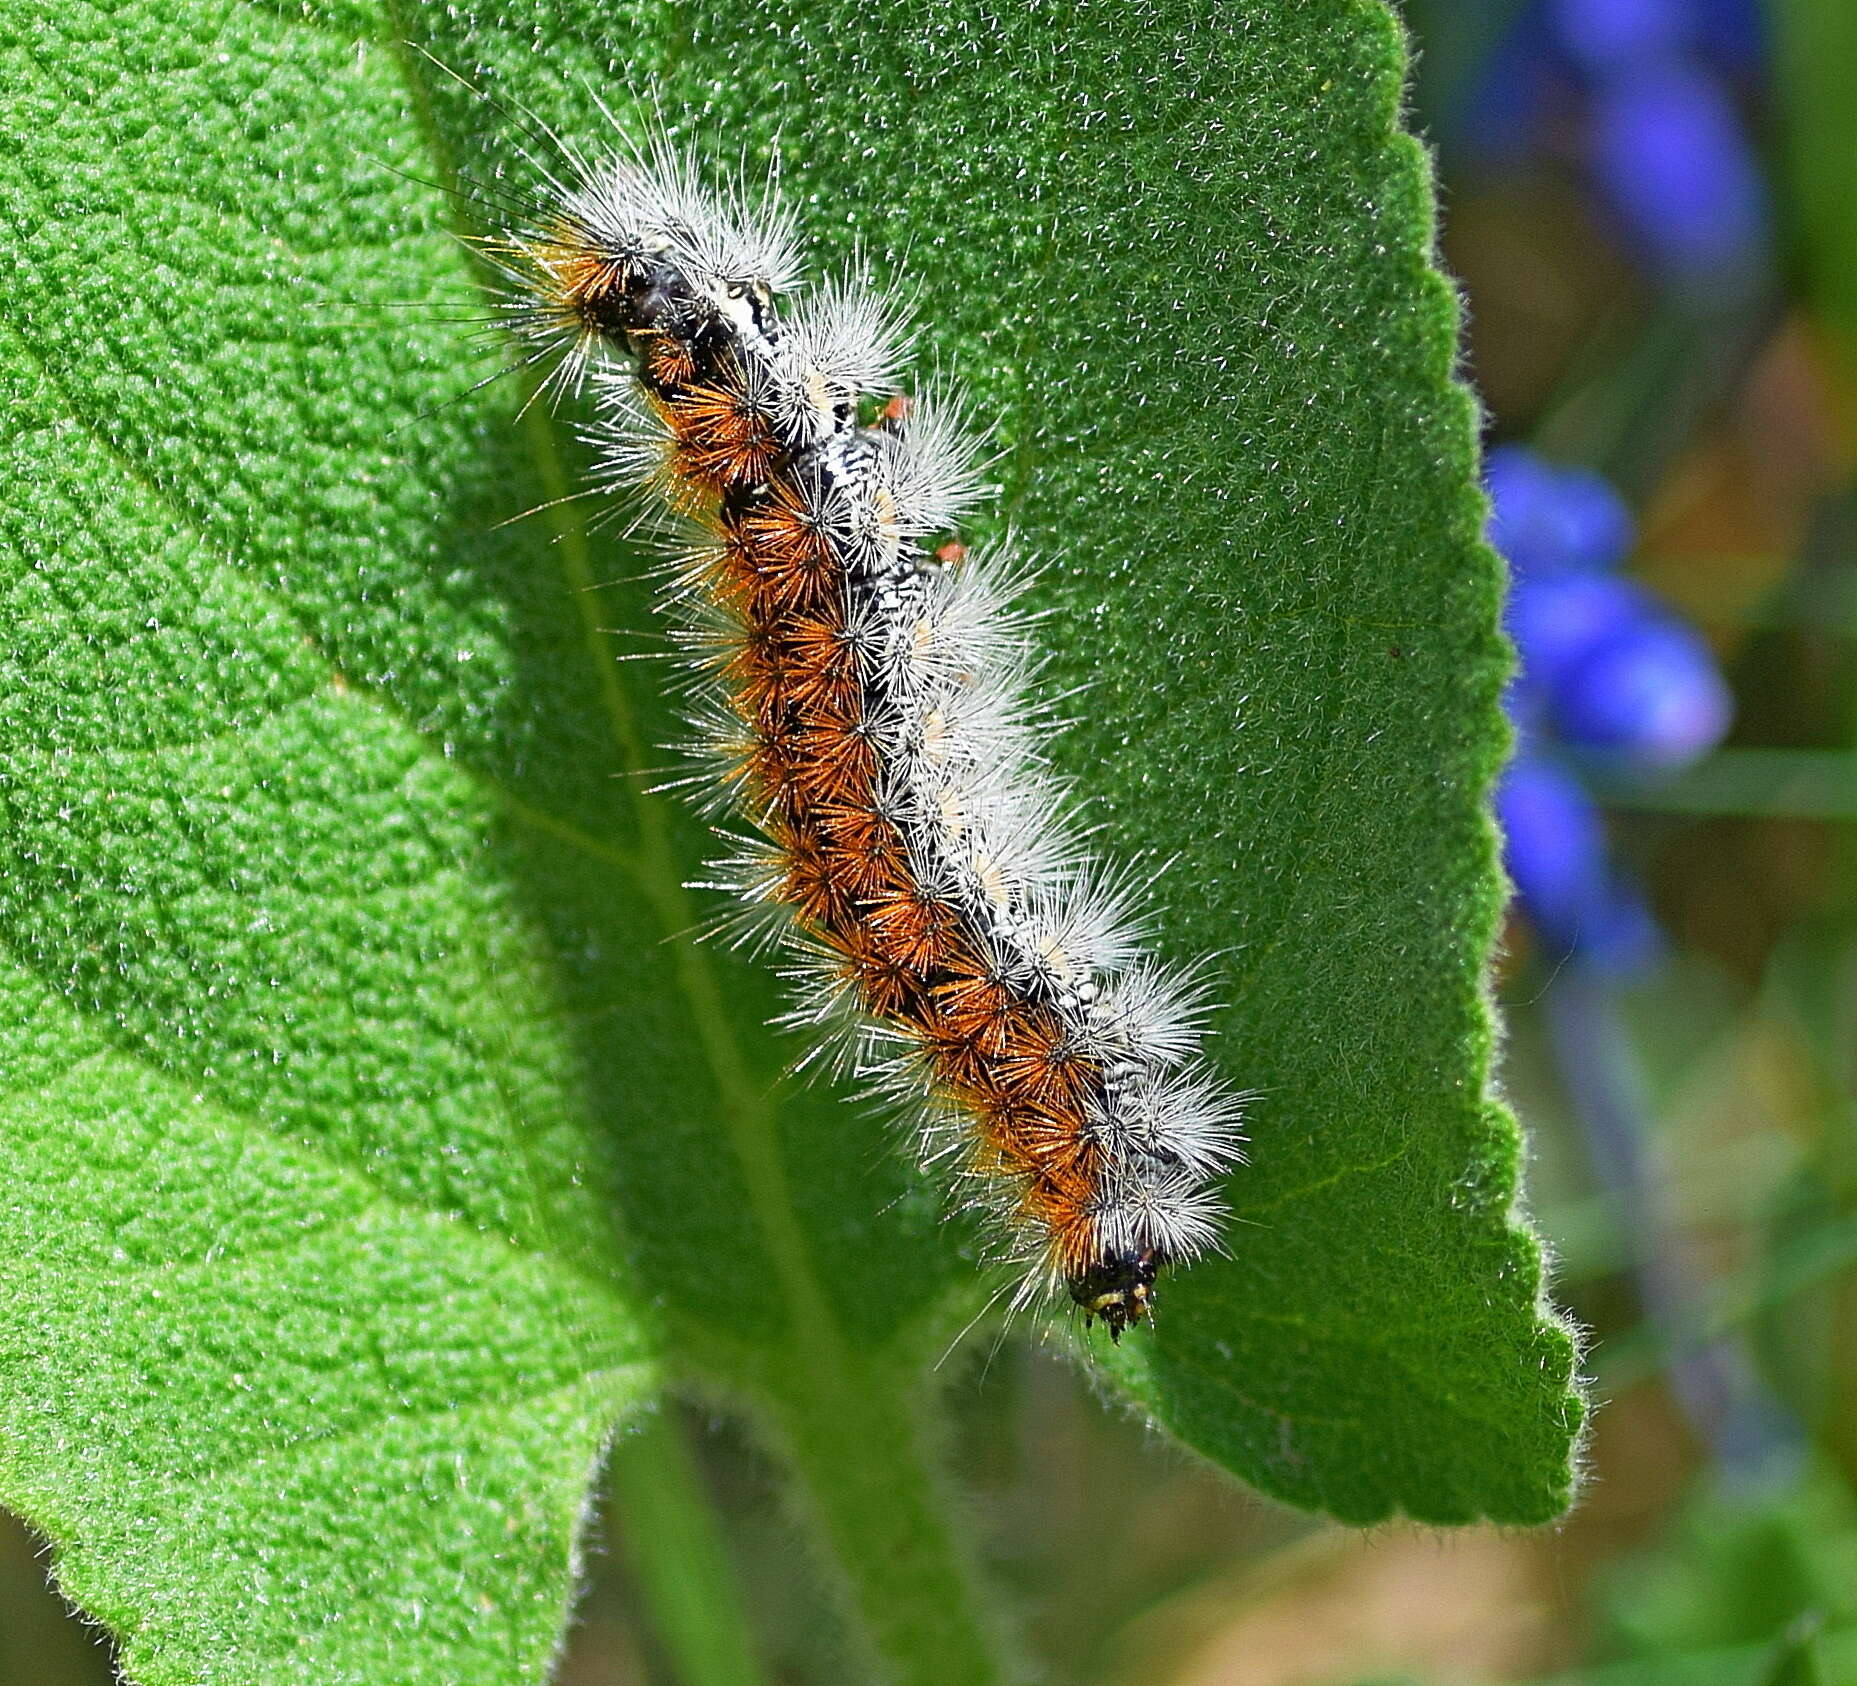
[{"x1": 469, "y1": 106, "x2": 1244, "y2": 1336}]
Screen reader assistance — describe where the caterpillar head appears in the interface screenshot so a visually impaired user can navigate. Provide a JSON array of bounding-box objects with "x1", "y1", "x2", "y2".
[{"x1": 1067, "y1": 1247, "x2": 1161, "y2": 1340}]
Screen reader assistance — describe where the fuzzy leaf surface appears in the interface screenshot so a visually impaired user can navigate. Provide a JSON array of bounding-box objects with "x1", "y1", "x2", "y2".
[{"x1": 0, "y1": 0, "x2": 1580, "y2": 1681}]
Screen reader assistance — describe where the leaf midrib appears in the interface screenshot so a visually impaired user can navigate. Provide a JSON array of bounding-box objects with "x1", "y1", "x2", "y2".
[
  {"x1": 0, "y1": 117, "x2": 867, "y2": 1384},
  {"x1": 384, "y1": 27, "x2": 919, "y2": 1387}
]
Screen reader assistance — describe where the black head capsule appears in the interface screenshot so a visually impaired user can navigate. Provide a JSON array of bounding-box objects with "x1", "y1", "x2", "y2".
[
  {"x1": 1067, "y1": 1247, "x2": 1162, "y2": 1341},
  {"x1": 604, "y1": 258, "x2": 701, "y2": 337}
]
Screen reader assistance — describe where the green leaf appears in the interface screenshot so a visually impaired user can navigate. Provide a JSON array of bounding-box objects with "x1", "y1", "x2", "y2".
[{"x1": 0, "y1": 0, "x2": 1581, "y2": 1681}]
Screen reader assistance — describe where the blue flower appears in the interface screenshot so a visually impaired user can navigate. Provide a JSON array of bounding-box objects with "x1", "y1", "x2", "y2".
[
  {"x1": 1548, "y1": 0, "x2": 1691, "y2": 73},
  {"x1": 1555, "y1": 616, "x2": 1734, "y2": 769},
  {"x1": 1486, "y1": 444, "x2": 1634, "y2": 579},
  {"x1": 1487, "y1": 445, "x2": 1733, "y2": 972},
  {"x1": 1589, "y1": 59, "x2": 1768, "y2": 279},
  {"x1": 1497, "y1": 753, "x2": 1664, "y2": 974},
  {"x1": 1693, "y1": 0, "x2": 1766, "y2": 77},
  {"x1": 1507, "y1": 574, "x2": 1732, "y2": 770},
  {"x1": 1508, "y1": 573, "x2": 1660, "y2": 689},
  {"x1": 1456, "y1": 4, "x2": 1566, "y2": 166}
]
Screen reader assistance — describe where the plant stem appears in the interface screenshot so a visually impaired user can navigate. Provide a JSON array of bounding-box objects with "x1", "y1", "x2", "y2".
[
  {"x1": 1771, "y1": 0, "x2": 1857, "y2": 433},
  {"x1": 1545, "y1": 967, "x2": 1800, "y2": 1483},
  {"x1": 606, "y1": 1407, "x2": 770, "y2": 1686},
  {"x1": 767, "y1": 1352, "x2": 1010, "y2": 1686}
]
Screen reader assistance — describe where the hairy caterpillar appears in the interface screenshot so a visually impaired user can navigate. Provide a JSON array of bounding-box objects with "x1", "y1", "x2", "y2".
[{"x1": 464, "y1": 96, "x2": 1244, "y2": 1335}]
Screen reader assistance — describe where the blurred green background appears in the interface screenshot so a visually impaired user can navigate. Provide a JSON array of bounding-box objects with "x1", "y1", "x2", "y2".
[{"x1": 4, "y1": 1, "x2": 1854, "y2": 1682}]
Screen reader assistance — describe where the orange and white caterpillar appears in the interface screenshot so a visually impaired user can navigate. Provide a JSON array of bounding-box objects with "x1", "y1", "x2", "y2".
[{"x1": 480, "y1": 116, "x2": 1243, "y2": 1335}]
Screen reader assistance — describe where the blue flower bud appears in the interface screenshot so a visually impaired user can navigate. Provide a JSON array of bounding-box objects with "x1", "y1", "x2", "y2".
[
  {"x1": 1498, "y1": 755, "x2": 1663, "y2": 974},
  {"x1": 1507, "y1": 573, "x2": 1662, "y2": 690},
  {"x1": 1548, "y1": 465, "x2": 1637, "y2": 573},
  {"x1": 1694, "y1": 0, "x2": 1765, "y2": 76},
  {"x1": 1556, "y1": 616, "x2": 1734, "y2": 769},
  {"x1": 1549, "y1": 0, "x2": 1690, "y2": 73},
  {"x1": 1589, "y1": 60, "x2": 1768, "y2": 279},
  {"x1": 1487, "y1": 445, "x2": 1634, "y2": 578},
  {"x1": 1500, "y1": 753, "x2": 1605, "y2": 933},
  {"x1": 1458, "y1": 4, "x2": 1563, "y2": 165}
]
